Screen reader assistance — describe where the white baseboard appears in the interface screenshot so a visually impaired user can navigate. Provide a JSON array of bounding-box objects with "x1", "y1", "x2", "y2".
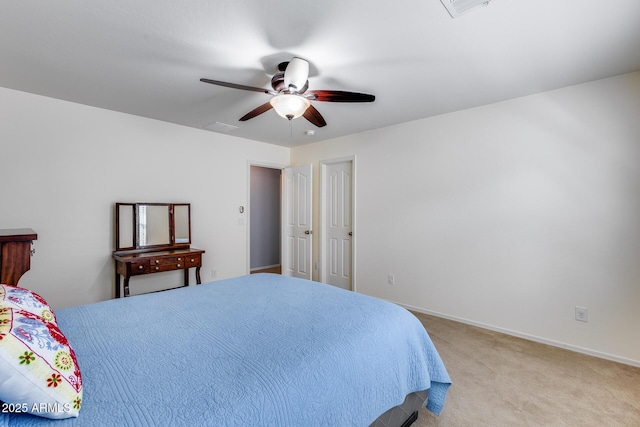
[
  {"x1": 250, "y1": 264, "x2": 281, "y2": 272},
  {"x1": 396, "y1": 301, "x2": 640, "y2": 368}
]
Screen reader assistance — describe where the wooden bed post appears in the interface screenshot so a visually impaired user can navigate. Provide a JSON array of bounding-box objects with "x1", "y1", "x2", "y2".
[{"x1": 0, "y1": 228, "x2": 37, "y2": 286}]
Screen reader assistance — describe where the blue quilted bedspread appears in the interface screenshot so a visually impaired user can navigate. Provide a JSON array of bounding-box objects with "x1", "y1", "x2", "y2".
[{"x1": 1, "y1": 274, "x2": 450, "y2": 426}]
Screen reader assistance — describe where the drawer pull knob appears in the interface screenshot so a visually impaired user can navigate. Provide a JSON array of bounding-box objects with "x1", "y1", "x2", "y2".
[
  {"x1": 155, "y1": 260, "x2": 159, "y2": 264},
  {"x1": 155, "y1": 267, "x2": 160, "y2": 271},
  {"x1": 190, "y1": 258, "x2": 195, "y2": 262},
  {"x1": 138, "y1": 265, "x2": 144, "y2": 270},
  {"x1": 178, "y1": 257, "x2": 182, "y2": 261},
  {"x1": 177, "y1": 264, "x2": 181, "y2": 268}
]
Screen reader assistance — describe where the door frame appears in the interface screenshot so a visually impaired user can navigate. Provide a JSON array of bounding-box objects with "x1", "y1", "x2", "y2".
[
  {"x1": 319, "y1": 156, "x2": 357, "y2": 291},
  {"x1": 246, "y1": 160, "x2": 287, "y2": 275}
]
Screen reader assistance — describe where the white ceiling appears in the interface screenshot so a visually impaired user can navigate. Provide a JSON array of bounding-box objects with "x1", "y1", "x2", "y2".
[{"x1": 2, "y1": 0, "x2": 639, "y2": 147}]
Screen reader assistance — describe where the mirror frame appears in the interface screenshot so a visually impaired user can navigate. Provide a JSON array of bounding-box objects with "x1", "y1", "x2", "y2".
[
  {"x1": 172, "y1": 203, "x2": 191, "y2": 245},
  {"x1": 136, "y1": 203, "x2": 172, "y2": 249},
  {"x1": 116, "y1": 203, "x2": 136, "y2": 250},
  {"x1": 115, "y1": 202, "x2": 191, "y2": 252}
]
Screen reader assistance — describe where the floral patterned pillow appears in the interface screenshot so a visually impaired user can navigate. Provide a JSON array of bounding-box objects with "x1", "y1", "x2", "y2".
[
  {"x1": 0, "y1": 284, "x2": 57, "y2": 324},
  {"x1": 0, "y1": 307, "x2": 82, "y2": 419}
]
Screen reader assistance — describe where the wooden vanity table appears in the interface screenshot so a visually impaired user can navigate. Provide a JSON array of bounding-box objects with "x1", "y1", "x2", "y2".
[
  {"x1": 113, "y1": 247, "x2": 204, "y2": 298},
  {"x1": 112, "y1": 203, "x2": 205, "y2": 298}
]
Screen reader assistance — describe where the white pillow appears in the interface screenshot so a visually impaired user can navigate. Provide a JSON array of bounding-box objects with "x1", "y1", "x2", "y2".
[
  {"x1": 0, "y1": 307, "x2": 82, "y2": 419},
  {"x1": 0, "y1": 284, "x2": 57, "y2": 324}
]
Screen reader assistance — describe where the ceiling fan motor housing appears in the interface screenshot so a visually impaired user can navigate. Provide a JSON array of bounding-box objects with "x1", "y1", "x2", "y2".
[
  {"x1": 271, "y1": 71, "x2": 285, "y2": 92},
  {"x1": 271, "y1": 63, "x2": 308, "y2": 94}
]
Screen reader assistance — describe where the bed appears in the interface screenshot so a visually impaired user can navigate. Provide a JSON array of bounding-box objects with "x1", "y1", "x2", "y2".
[{"x1": 0, "y1": 274, "x2": 450, "y2": 426}]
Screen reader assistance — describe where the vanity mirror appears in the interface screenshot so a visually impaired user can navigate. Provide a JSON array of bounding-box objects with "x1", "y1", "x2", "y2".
[{"x1": 115, "y1": 203, "x2": 191, "y2": 251}]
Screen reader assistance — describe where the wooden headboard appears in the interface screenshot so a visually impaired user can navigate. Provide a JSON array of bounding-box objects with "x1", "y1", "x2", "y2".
[{"x1": 0, "y1": 228, "x2": 37, "y2": 286}]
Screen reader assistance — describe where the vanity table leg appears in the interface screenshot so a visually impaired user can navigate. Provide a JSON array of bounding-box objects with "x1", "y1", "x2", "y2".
[
  {"x1": 195, "y1": 266, "x2": 202, "y2": 285},
  {"x1": 115, "y1": 273, "x2": 121, "y2": 298},
  {"x1": 123, "y1": 277, "x2": 131, "y2": 297},
  {"x1": 183, "y1": 268, "x2": 189, "y2": 287}
]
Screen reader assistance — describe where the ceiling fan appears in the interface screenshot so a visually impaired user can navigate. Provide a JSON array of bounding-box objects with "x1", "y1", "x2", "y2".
[{"x1": 200, "y1": 57, "x2": 375, "y2": 128}]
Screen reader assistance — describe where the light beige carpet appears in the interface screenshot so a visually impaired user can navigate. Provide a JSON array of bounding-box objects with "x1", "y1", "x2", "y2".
[{"x1": 411, "y1": 312, "x2": 640, "y2": 426}]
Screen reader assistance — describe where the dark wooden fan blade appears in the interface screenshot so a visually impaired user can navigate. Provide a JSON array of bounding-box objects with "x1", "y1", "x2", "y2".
[
  {"x1": 239, "y1": 102, "x2": 273, "y2": 121},
  {"x1": 200, "y1": 78, "x2": 275, "y2": 95},
  {"x1": 306, "y1": 90, "x2": 375, "y2": 103},
  {"x1": 303, "y1": 104, "x2": 327, "y2": 127}
]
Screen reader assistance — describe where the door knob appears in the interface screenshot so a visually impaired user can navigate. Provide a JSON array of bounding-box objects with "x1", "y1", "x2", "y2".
[
  {"x1": 348, "y1": 232, "x2": 353, "y2": 236},
  {"x1": 304, "y1": 230, "x2": 312, "y2": 235}
]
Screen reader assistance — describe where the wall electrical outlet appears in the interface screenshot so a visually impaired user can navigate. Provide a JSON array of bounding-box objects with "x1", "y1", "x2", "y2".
[
  {"x1": 575, "y1": 306, "x2": 588, "y2": 322},
  {"x1": 387, "y1": 274, "x2": 395, "y2": 285}
]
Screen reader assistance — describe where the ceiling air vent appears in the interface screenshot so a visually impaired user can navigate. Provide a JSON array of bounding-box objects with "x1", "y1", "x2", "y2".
[
  {"x1": 440, "y1": 0, "x2": 491, "y2": 18},
  {"x1": 204, "y1": 122, "x2": 239, "y2": 133}
]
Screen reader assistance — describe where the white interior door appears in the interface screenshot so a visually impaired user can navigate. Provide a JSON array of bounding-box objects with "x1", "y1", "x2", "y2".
[
  {"x1": 282, "y1": 164, "x2": 312, "y2": 279},
  {"x1": 322, "y1": 160, "x2": 354, "y2": 290}
]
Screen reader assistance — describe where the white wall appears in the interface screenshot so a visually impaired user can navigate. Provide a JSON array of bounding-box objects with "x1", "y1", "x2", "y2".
[
  {"x1": 3, "y1": 72, "x2": 639, "y2": 365},
  {"x1": 0, "y1": 87, "x2": 289, "y2": 309},
  {"x1": 291, "y1": 72, "x2": 640, "y2": 366}
]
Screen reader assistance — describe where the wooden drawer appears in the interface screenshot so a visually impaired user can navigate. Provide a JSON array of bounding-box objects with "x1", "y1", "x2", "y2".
[
  {"x1": 149, "y1": 256, "x2": 184, "y2": 272},
  {"x1": 149, "y1": 256, "x2": 184, "y2": 266},
  {"x1": 149, "y1": 264, "x2": 175, "y2": 273},
  {"x1": 129, "y1": 260, "x2": 149, "y2": 276},
  {"x1": 185, "y1": 254, "x2": 201, "y2": 268}
]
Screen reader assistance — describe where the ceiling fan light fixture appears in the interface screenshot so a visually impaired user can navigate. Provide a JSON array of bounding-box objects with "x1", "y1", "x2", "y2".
[{"x1": 270, "y1": 94, "x2": 310, "y2": 120}]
